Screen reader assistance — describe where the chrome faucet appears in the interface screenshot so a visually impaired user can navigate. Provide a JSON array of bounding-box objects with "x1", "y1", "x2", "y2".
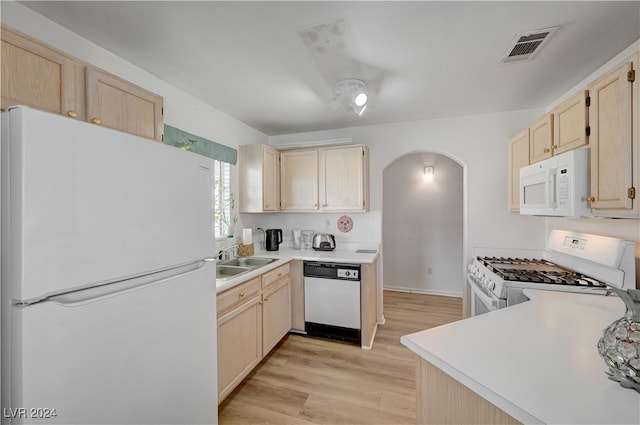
[{"x1": 216, "y1": 244, "x2": 238, "y2": 262}]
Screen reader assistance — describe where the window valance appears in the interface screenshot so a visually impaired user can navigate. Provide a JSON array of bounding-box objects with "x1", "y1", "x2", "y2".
[{"x1": 164, "y1": 124, "x2": 237, "y2": 165}]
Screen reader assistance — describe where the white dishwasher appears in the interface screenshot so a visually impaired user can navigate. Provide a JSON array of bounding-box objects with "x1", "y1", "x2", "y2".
[{"x1": 303, "y1": 261, "x2": 361, "y2": 345}]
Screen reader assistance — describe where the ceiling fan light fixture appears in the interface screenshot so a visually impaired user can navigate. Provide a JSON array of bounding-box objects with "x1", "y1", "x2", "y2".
[
  {"x1": 334, "y1": 79, "x2": 368, "y2": 116},
  {"x1": 354, "y1": 92, "x2": 367, "y2": 107}
]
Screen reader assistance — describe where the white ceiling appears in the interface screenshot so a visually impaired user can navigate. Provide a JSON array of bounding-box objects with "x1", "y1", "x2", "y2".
[{"x1": 19, "y1": 1, "x2": 640, "y2": 136}]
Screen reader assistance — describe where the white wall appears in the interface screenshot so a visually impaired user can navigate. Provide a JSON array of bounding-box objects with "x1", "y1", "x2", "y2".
[
  {"x1": 382, "y1": 152, "x2": 463, "y2": 296},
  {"x1": 1, "y1": 1, "x2": 269, "y2": 209}
]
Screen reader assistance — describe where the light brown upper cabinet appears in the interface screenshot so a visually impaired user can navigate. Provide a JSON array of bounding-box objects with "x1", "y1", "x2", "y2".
[
  {"x1": 524, "y1": 91, "x2": 589, "y2": 166},
  {"x1": 529, "y1": 114, "x2": 553, "y2": 163},
  {"x1": 319, "y1": 145, "x2": 369, "y2": 211},
  {"x1": 277, "y1": 144, "x2": 370, "y2": 213},
  {"x1": 280, "y1": 150, "x2": 319, "y2": 211},
  {"x1": 588, "y1": 56, "x2": 638, "y2": 217},
  {"x1": 509, "y1": 129, "x2": 530, "y2": 212},
  {"x1": 85, "y1": 67, "x2": 163, "y2": 142},
  {"x1": 552, "y1": 90, "x2": 589, "y2": 155},
  {"x1": 1, "y1": 25, "x2": 164, "y2": 143},
  {"x1": 238, "y1": 144, "x2": 280, "y2": 213},
  {"x1": 1, "y1": 26, "x2": 82, "y2": 119}
]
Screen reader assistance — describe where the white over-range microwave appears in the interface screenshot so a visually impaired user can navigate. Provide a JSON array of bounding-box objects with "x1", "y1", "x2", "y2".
[{"x1": 520, "y1": 148, "x2": 591, "y2": 217}]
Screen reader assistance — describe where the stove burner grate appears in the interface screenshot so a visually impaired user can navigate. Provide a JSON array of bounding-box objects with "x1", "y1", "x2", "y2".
[{"x1": 476, "y1": 256, "x2": 607, "y2": 288}]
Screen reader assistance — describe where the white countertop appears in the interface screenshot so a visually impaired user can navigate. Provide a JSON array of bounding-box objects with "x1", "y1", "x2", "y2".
[
  {"x1": 401, "y1": 290, "x2": 640, "y2": 425},
  {"x1": 215, "y1": 247, "x2": 378, "y2": 293}
]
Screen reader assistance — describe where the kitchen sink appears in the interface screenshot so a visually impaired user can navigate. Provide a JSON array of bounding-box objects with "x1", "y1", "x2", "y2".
[
  {"x1": 216, "y1": 265, "x2": 250, "y2": 280},
  {"x1": 221, "y1": 257, "x2": 276, "y2": 269}
]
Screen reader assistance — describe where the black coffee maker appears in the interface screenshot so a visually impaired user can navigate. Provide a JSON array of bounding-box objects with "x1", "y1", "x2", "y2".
[{"x1": 265, "y1": 229, "x2": 283, "y2": 251}]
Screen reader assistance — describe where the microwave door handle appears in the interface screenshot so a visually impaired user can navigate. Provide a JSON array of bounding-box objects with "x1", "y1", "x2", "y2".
[{"x1": 548, "y1": 169, "x2": 557, "y2": 208}]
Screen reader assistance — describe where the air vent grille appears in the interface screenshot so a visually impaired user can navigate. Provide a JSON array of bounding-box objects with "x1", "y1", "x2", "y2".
[{"x1": 501, "y1": 26, "x2": 559, "y2": 64}]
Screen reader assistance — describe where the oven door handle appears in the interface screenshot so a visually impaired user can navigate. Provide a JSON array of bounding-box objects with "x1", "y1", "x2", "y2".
[{"x1": 467, "y1": 275, "x2": 502, "y2": 310}]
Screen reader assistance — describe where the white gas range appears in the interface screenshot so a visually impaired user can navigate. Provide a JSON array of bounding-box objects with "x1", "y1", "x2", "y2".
[{"x1": 468, "y1": 230, "x2": 636, "y2": 316}]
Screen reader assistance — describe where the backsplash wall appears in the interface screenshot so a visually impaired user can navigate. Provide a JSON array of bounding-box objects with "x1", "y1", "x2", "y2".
[{"x1": 239, "y1": 211, "x2": 381, "y2": 250}]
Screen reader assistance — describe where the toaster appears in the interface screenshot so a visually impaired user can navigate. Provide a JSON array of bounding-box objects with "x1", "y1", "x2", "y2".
[{"x1": 312, "y1": 233, "x2": 336, "y2": 251}]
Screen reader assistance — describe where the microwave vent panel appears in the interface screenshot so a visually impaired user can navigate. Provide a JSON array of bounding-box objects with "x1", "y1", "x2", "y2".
[{"x1": 501, "y1": 26, "x2": 559, "y2": 64}]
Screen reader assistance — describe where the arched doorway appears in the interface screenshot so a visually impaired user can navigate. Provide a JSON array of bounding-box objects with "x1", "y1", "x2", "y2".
[{"x1": 382, "y1": 151, "x2": 465, "y2": 296}]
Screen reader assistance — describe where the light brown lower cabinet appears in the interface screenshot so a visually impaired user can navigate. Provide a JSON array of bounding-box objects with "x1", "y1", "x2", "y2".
[
  {"x1": 217, "y1": 263, "x2": 291, "y2": 404},
  {"x1": 261, "y1": 278, "x2": 291, "y2": 354},
  {"x1": 417, "y1": 358, "x2": 521, "y2": 425},
  {"x1": 217, "y1": 292, "x2": 262, "y2": 402}
]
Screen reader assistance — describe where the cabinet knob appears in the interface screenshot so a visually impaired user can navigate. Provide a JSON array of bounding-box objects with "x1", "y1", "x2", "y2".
[
  {"x1": 92, "y1": 117, "x2": 102, "y2": 125},
  {"x1": 543, "y1": 148, "x2": 550, "y2": 153},
  {"x1": 238, "y1": 292, "x2": 245, "y2": 298},
  {"x1": 264, "y1": 297, "x2": 269, "y2": 302},
  {"x1": 552, "y1": 145, "x2": 558, "y2": 149},
  {"x1": 67, "y1": 110, "x2": 78, "y2": 118},
  {"x1": 322, "y1": 204, "x2": 328, "y2": 207},
  {"x1": 587, "y1": 196, "x2": 596, "y2": 202},
  {"x1": 259, "y1": 300, "x2": 263, "y2": 305}
]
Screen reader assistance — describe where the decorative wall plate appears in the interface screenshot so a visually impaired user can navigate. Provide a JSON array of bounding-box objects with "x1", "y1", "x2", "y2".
[{"x1": 337, "y1": 215, "x2": 353, "y2": 233}]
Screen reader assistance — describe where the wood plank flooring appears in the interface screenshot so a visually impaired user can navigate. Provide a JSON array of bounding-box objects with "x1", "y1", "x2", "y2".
[{"x1": 218, "y1": 290, "x2": 463, "y2": 425}]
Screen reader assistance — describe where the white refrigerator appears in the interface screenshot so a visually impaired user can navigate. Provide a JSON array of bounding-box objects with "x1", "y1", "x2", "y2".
[{"x1": 1, "y1": 106, "x2": 217, "y2": 424}]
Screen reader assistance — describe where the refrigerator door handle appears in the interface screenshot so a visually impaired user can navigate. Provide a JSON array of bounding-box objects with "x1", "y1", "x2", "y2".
[{"x1": 19, "y1": 259, "x2": 215, "y2": 307}]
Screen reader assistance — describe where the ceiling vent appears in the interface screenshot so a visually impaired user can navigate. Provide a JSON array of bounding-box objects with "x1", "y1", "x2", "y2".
[{"x1": 501, "y1": 26, "x2": 559, "y2": 64}]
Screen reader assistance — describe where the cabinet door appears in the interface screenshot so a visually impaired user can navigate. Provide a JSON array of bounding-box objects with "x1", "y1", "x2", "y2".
[
  {"x1": 1, "y1": 27, "x2": 79, "y2": 118},
  {"x1": 553, "y1": 90, "x2": 589, "y2": 155},
  {"x1": 217, "y1": 296, "x2": 261, "y2": 403},
  {"x1": 86, "y1": 67, "x2": 163, "y2": 142},
  {"x1": 508, "y1": 129, "x2": 530, "y2": 212},
  {"x1": 589, "y1": 62, "x2": 634, "y2": 211},
  {"x1": 262, "y1": 278, "x2": 291, "y2": 355},
  {"x1": 529, "y1": 114, "x2": 553, "y2": 163},
  {"x1": 319, "y1": 146, "x2": 366, "y2": 211},
  {"x1": 262, "y1": 146, "x2": 279, "y2": 211},
  {"x1": 280, "y1": 150, "x2": 318, "y2": 210}
]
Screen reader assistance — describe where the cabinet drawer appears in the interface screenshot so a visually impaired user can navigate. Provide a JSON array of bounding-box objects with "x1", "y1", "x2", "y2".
[
  {"x1": 217, "y1": 277, "x2": 261, "y2": 317},
  {"x1": 262, "y1": 263, "x2": 290, "y2": 289}
]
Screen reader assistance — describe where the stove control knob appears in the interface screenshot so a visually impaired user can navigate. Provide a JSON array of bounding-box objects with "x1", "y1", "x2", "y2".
[
  {"x1": 481, "y1": 277, "x2": 490, "y2": 287},
  {"x1": 487, "y1": 281, "x2": 496, "y2": 291}
]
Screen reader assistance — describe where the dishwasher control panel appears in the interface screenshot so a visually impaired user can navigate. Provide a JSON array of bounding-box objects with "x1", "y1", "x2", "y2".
[
  {"x1": 303, "y1": 261, "x2": 361, "y2": 281},
  {"x1": 337, "y1": 269, "x2": 359, "y2": 279}
]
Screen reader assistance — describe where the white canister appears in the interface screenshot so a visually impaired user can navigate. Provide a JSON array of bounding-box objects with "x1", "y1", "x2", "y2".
[{"x1": 292, "y1": 229, "x2": 301, "y2": 250}]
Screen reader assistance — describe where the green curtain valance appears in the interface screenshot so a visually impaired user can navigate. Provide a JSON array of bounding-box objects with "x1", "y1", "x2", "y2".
[{"x1": 164, "y1": 124, "x2": 237, "y2": 165}]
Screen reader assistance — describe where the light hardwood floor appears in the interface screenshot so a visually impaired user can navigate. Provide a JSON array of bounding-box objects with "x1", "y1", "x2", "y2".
[{"x1": 218, "y1": 290, "x2": 463, "y2": 425}]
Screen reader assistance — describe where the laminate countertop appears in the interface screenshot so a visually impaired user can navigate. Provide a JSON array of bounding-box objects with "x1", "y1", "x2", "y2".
[
  {"x1": 215, "y1": 247, "x2": 378, "y2": 293},
  {"x1": 401, "y1": 290, "x2": 640, "y2": 424}
]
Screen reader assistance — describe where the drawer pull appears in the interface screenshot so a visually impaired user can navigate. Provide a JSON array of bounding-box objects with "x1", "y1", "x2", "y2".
[
  {"x1": 587, "y1": 196, "x2": 596, "y2": 202},
  {"x1": 92, "y1": 117, "x2": 102, "y2": 125},
  {"x1": 238, "y1": 292, "x2": 245, "y2": 298},
  {"x1": 277, "y1": 273, "x2": 282, "y2": 278},
  {"x1": 67, "y1": 110, "x2": 78, "y2": 118},
  {"x1": 543, "y1": 148, "x2": 550, "y2": 153}
]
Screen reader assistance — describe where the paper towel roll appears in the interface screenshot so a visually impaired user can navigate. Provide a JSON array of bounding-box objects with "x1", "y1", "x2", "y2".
[{"x1": 242, "y1": 228, "x2": 252, "y2": 245}]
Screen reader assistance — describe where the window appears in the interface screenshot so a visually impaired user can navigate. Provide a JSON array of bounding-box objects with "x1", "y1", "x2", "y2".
[{"x1": 213, "y1": 160, "x2": 234, "y2": 238}]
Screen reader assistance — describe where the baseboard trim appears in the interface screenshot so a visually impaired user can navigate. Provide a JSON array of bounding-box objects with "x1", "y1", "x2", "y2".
[{"x1": 384, "y1": 286, "x2": 462, "y2": 298}]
